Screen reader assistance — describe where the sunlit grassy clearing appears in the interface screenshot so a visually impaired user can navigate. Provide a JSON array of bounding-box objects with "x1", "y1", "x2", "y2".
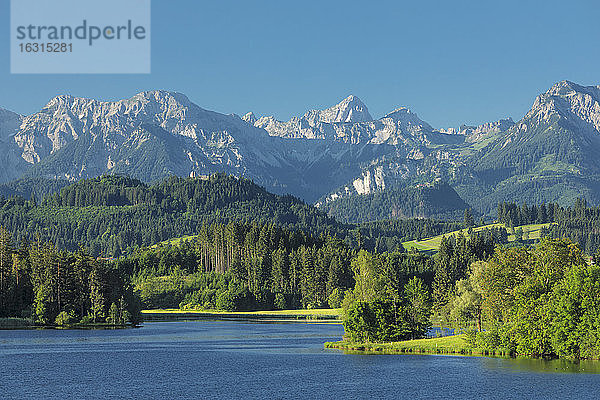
[
  {"x1": 142, "y1": 308, "x2": 342, "y2": 317},
  {"x1": 402, "y1": 222, "x2": 553, "y2": 252}
]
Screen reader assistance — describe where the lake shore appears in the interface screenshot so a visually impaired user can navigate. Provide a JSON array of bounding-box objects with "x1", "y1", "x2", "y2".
[
  {"x1": 325, "y1": 334, "x2": 511, "y2": 357},
  {"x1": 142, "y1": 308, "x2": 342, "y2": 323},
  {"x1": 0, "y1": 317, "x2": 138, "y2": 330},
  {"x1": 0, "y1": 318, "x2": 34, "y2": 330}
]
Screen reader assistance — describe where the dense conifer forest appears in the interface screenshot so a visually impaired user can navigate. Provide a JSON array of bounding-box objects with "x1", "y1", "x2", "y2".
[
  {"x1": 0, "y1": 174, "x2": 463, "y2": 257},
  {"x1": 0, "y1": 174, "x2": 345, "y2": 257},
  {"x1": 318, "y1": 182, "x2": 469, "y2": 223}
]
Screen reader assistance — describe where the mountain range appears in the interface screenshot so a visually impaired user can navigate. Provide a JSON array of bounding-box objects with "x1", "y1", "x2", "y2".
[{"x1": 0, "y1": 80, "x2": 599, "y2": 219}]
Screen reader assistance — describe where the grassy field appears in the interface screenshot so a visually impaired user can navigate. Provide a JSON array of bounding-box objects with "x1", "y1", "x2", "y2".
[
  {"x1": 325, "y1": 334, "x2": 510, "y2": 357},
  {"x1": 143, "y1": 308, "x2": 341, "y2": 316},
  {"x1": 402, "y1": 222, "x2": 553, "y2": 253},
  {"x1": 506, "y1": 223, "x2": 549, "y2": 242},
  {"x1": 142, "y1": 308, "x2": 342, "y2": 321}
]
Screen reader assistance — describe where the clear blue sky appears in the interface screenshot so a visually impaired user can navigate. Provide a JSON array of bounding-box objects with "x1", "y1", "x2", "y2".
[{"x1": 1, "y1": 0, "x2": 599, "y2": 128}]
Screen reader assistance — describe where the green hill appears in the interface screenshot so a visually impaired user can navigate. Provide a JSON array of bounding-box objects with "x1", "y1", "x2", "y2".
[
  {"x1": 0, "y1": 174, "x2": 345, "y2": 257},
  {"x1": 402, "y1": 222, "x2": 553, "y2": 252},
  {"x1": 319, "y1": 182, "x2": 471, "y2": 223}
]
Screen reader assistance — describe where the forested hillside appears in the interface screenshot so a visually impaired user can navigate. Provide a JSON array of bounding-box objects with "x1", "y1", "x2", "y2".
[
  {"x1": 0, "y1": 177, "x2": 70, "y2": 202},
  {"x1": 319, "y1": 182, "x2": 470, "y2": 223},
  {"x1": 0, "y1": 174, "x2": 345, "y2": 257},
  {"x1": 0, "y1": 174, "x2": 472, "y2": 258}
]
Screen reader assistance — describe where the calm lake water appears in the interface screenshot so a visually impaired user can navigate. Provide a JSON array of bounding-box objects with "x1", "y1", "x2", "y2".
[{"x1": 1, "y1": 321, "x2": 598, "y2": 399}]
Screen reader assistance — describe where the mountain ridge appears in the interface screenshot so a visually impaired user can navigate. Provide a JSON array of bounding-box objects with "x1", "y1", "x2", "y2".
[{"x1": 1, "y1": 80, "x2": 600, "y2": 218}]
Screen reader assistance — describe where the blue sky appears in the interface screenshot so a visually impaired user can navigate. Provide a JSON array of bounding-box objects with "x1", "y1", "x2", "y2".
[{"x1": 1, "y1": 0, "x2": 599, "y2": 128}]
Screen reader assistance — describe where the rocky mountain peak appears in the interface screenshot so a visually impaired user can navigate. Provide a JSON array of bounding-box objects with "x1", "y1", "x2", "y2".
[
  {"x1": 534, "y1": 81, "x2": 600, "y2": 108},
  {"x1": 303, "y1": 94, "x2": 372, "y2": 124},
  {"x1": 544, "y1": 80, "x2": 599, "y2": 97},
  {"x1": 526, "y1": 81, "x2": 600, "y2": 132},
  {"x1": 4, "y1": 80, "x2": 600, "y2": 210},
  {"x1": 242, "y1": 112, "x2": 257, "y2": 125},
  {"x1": 381, "y1": 107, "x2": 434, "y2": 131},
  {"x1": 382, "y1": 107, "x2": 419, "y2": 121},
  {"x1": 128, "y1": 90, "x2": 193, "y2": 107}
]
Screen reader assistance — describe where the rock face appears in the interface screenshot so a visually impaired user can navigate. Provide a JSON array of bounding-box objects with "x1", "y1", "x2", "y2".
[
  {"x1": 318, "y1": 180, "x2": 471, "y2": 223},
  {"x1": 473, "y1": 81, "x2": 600, "y2": 177},
  {"x1": 253, "y1": 94, "x2": 459, "y2": 146},
  {"x1": 4, "y1": 91, "x2": 317, "y2": 197},
  {"x1": 1, "y1": 80, "x2": 600, "y2": 215},
  {"x1": 304, "y1": 95, "x2": 372, "y2": 124},
  {"x1": 0, "y1": 108, "x2": 27, "y2": 182}
]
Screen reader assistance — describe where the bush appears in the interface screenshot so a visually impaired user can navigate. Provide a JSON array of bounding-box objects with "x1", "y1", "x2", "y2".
[
  {"x1": 476, "y1": 330, "x2": 502, "y2": 350},
  {"x1": 55, "y1": 310, "x2": 76, "y2": 326},
  {"x1": 344, "y1": 301, "x2": 377, "y2": 342},
  {"x1": 216, "y1": 289, "x2": 240, "y2": 311}
]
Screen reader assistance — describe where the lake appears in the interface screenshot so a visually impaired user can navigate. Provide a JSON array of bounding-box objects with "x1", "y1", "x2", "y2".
[{"x1": 0, "y1": 321, "x2": 598, "y2": 399}]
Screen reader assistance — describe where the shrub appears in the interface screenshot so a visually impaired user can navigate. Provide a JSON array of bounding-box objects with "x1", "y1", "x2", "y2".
[
  {"x1": 476, "y1": 330, "x2": 502, "y2": 350},
  {"x1": 55, "y1": 310, "x2": 76, "y2": 326}
]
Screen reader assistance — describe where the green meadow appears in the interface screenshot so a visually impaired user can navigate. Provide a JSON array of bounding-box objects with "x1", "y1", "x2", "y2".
[{"x1": 402, "y1": 222, "x2": 552, "y2": 252}]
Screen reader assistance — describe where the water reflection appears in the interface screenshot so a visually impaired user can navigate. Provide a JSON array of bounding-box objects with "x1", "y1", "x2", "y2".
[{"x1": 483, "y1": 356, "x2": 600, "y2": 374}]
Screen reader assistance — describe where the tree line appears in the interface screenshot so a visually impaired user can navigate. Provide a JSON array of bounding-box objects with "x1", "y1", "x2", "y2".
[
  {"x1": 121, "y1": 222, "x2": 355, "y2": 310},
  {"x1": 0, "y1": 227, "x2": 141, "y2": 326},
  {"x1": 121, "y1": 220, "x2": 454, "y2": 314},
  {"x1": 498, "y1": 199, "x2": 600, "y2": 254},
  {"x1": 497, "y1": 201, "x2": 559, "y2": 226},
  {"x1": 0, "y1": 174, "x2": 470, "y2": 259},
  {"x1": 0, "y1": 174, "x2": 345, "y2": 257},
  {"x1": 444, "y1": 238, "x2": 600, "y2": 360},
  {"x1": 341, "y1": 230, "x2": 499, "y2": 342},
  {"x1": 319, "y1": 182, "x2": 469, "y2": 224}
]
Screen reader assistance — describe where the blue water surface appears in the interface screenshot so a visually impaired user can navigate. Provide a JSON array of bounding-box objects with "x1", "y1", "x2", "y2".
[{"x1": 0, "y1": 321, "x2": 598, "y2": 399}]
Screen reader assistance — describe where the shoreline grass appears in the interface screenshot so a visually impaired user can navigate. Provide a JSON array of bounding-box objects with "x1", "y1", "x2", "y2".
[
  {"x1": 0, "y1": 318, "x2": 139, "y2": 330},
  {"x1": 325, "y1": 334, "x2": 511, "y2": 357}
]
